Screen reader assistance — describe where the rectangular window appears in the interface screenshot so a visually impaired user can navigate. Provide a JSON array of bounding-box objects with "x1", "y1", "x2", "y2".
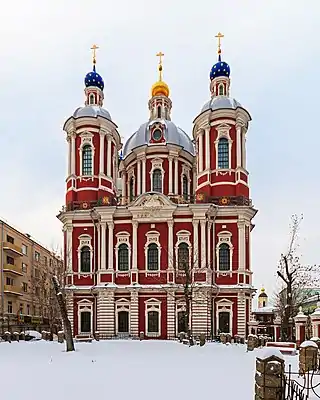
[
  {"x1": 22, "y1": 263, "x2": 27, "y2": 273},
  {"x1": 6, "y1": 277, "x2": 14, "y2": 286},
  {"x1": 27, "y1": 304, "x2": 30, "y2": 315},
  {"x1": 217, "y1": 138, "x2": 229, "y2": 169},
  {"x1": 34, "y1": 268, "x2": 39, "y2": 278},
  {"x1": 23, "y1": 282, "x2": 28, "y2": 293},
  {"x1": 19, "y1": 303, "x2": 23, "y2": 314},
  {"x1": 44, "y1": 256, "x2": 48, "y2": 266},
  {"x1": 147, "y1": 311, "x2": 159, "y2": 333},
  {"x1": 22, "y1": 244, "x2": 28, "y2": 255},
  {"x1": 7, "y1": 235, "x2": 14, "y2": 244},
  {"x1": 7, "y1": 301, "x2": 13, "y2": 314},
  {"x1": 6, "y1": 256, "x2": 14, "y2": 265},
  {"x1": 80, "y1": 311, "x2": 91, "y2": 333},
  {"x1": 35, "y1": 251, "x2": 40, "y2": 262}
]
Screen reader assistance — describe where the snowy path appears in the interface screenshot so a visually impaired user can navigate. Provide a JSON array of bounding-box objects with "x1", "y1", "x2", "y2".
[{"x1": 0, "y1": 341, "x2": 257, "y2": 400}]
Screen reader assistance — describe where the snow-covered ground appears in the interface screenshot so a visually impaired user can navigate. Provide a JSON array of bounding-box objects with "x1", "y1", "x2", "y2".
[{"x1": 0, "y1": 340, "x2": 298, "y2": 400}]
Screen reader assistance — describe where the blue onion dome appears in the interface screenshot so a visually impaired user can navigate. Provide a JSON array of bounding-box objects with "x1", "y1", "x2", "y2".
[
  {"x1": 84, "y1": 65, "x2": 104, "y2": 90},
  {"x1": 210, "y1": 55, "x2": 230, "y2": 80}
]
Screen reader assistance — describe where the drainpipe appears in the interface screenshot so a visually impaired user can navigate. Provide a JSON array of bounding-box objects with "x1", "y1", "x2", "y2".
[{"x1": 1, "y1": 220, "x2": 4, "y2": 330}]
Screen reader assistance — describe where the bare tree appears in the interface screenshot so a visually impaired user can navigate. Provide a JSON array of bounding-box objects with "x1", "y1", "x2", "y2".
[
  {"x1": 276, "y1": 214, "x2": 320, "y2": 341},
  {"x1": 52, "y1": 275, "x2": 74, "y2": 352}
]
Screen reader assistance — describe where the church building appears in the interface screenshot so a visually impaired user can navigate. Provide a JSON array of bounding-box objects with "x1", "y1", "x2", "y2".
[{"x1": 58, "y1": 34, "x2": 257, "y2": 339}]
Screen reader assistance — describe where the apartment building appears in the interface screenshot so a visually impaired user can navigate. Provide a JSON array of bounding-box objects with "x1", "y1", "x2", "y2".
[{"x1": 0, "y1": 220, "x2": 63, "y2": 333}]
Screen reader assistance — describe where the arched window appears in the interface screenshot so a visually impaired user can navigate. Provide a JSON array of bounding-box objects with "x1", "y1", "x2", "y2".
[
  {"x1": 118, "y1": 244, "x2": 129, "y2": 271},
  {"x1": 218, "y1": 84, "x2": 224, "y2": 96},
  {"x1": 82, "y1": 145, "x2": 93, "y2": 176},
  {"x1": 157, "y1": 106, "x2": 161, "y2": 118},
  {"x1": 219, "y1": 243, "x2": 230, "y2": 271},
  {"x1": 182, "y1": 175, "x2": 188, "y2": 200},
  {"x1": 178, "y1": 243, "x2": 189, "y2": 270},
  {"x1": 89, "y1": 94, "x2": 95, "y2": 105},
  {"x1": 217, "y1": 138, "x2": 229, "y2": 169},
  {"x1": 148, "y1": 311, "x2": 159, "y2": 333},
  {"x1": 152, "y1": 169, "x2": 162, "y2": 192},
  {"x1": 129, "y1": 177, "x2": 134, "y2": 202},
  {"x1": 147, "y1": 243, "x2": 159, "y2": 271},
  {"x1": 80, "y1": 246, "x2": 91, "y2": 273}
]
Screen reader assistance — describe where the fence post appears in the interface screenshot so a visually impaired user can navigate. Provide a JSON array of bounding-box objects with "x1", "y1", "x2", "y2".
[
  {"x1": 299, "y1": 340, "x2": 318, "y2": 374},
  {"x1": 255, "y1": 350, "x2": 284, "y2": 400}
]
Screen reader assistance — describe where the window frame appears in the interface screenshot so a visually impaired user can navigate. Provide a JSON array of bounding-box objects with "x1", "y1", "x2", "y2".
[
  {"x1": 152, "y1": 168, "x2": 162, "y2": 193},
  {"x1": 217, "y1": 138, "x2": 229, "y2": 169},
  {"x1": 82, "y1": 145, "x2": 93, "y2": 176},
  {"x1": 80, "y1": 246, "x2": 91, "y2": 273}
]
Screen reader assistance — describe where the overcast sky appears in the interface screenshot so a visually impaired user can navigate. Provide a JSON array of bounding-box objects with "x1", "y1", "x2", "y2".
[{"x1": 1, "y1": 0, "x2": 319, "y2": 299}]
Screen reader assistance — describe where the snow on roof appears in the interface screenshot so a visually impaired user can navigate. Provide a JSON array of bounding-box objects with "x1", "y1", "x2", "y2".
[
  {"x1": 300, "y1": 340, "x2": 318, "y2": 348},
  {"x1": 257, "y1": 347, "x2": 284, "y2": 360},
  {"x1": 252, "y1": 306, "x2": 275, "y2": 314}
]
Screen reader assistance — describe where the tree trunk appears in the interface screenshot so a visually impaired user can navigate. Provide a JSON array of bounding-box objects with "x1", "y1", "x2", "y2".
[{"x1": 52, "y1": 276, "x2": 75, "y2": 352}]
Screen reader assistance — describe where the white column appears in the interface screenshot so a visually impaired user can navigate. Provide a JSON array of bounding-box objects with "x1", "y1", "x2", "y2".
[
  {"x1": 236, "y1": 125, "x2": 242, "y2": 168},
  {"x1": 137, "y1": 160, "x2": 141, "y2": 196},
  {"x1": 66, "y1": 225, "x2": 73, "y2": 273},
  {"x1": 168, "y1": 156, "x2": 173, "y2": 194},
  {"x1": 99, "y1": 133, "x2": 105, "y2": 174},
  {"x1": 71, "y1": 133, "x2": 76, "y2": 175},
  {"x1": 193, "y1": 220, "x2": 199, "y2": 268},
  {"x1": 107, "y1": 135, "x2": 112, "y2": 177},
  {"x1": 67, "y1": 137, "x2": 71, "y2": 176},
  {"x1": 101, "y1": 222, "x2": 106, "y2": 270},
  {"x1": 97, "y1": 223, "x2": 101, "y2": 272},
  {"x1": 237, "y1": 220, "x2": 245, "y2": 271},
  {"x1": 198, "y1": 132, "x2": 203, "y2": 172},
  {"x1": 200, "y1": 220, "x2": 206, "y2": 268},
  {"x1": 97, "y1": 292, "x2": 109, "y2": 335},
  {"x1": 105, "y1": 291, "x2": 115, "y2": 337},
  {"x1": 205, "y1": 128, "x2": 210, "y2": 170},
  {"x1": 242, "y1": 132, "x2": 247, "y2": 169},
  {"x1": 207, "y1": 222, "x2": 211, "y2": 269},
  {"x1": 174, "y1": 158, "x2": 178, "y2": 194},
  {"x1": 107, "y1": 222, "x2": 114, "y2": 270},
  {"x1": 130, "y1": 291, "x2": 139, "y2": 337},
  {"x1": 132, "y1": 221, "x2": 138, "y2": 270},
  {"x1": 167, "y1": 291, "x2": 176, "y2": 337},
  {"x1": 212, "y1": 221, "x2": 216, "y2": 271},
  {"x1": 142, "y1": 157, "x2": 146, "y2": 193},
  {"x1": 122, "y1": 172, "x2": 126, "y2": 203},
  {"x1": 168, "y1": 220, "x2": 174, "y2": 270}
]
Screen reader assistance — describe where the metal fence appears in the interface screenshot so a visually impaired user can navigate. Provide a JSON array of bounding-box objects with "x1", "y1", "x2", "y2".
[{"x1": 282, "y1": 363, "x2": 320, "y2": 400}]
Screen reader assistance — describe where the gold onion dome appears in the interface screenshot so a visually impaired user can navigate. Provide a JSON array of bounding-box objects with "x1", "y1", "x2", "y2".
[{"x1": 151, "y1": 52, "x2": 170, "y2": 98}]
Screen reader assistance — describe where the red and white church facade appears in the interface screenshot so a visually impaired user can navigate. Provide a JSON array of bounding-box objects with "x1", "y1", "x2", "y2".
[{"x1": 58, "y1": 38, "x2": 257, "y2": 339}]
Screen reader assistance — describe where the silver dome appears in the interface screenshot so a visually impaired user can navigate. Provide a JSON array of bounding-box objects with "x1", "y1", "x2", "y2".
[
  {"x1": 73, "y1": 105, "x2": 112, "y2": 121},
  {"x1": 201, "y1": 96, "x2": 242, "y2": 113},
  {"x1": 123, "y1": 119, "x2": 195, "y2": 158}
]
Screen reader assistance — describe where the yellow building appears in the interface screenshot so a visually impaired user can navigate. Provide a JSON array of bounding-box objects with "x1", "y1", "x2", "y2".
[{"x1": 0, "y1": 219, "x2": 63, "y2": 333}]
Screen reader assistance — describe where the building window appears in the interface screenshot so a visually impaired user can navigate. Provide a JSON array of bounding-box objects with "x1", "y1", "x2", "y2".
[
  {"x1": 89, "y1": 94, "x2": 95, "y2": 105},
  {"x1": 147, "y1": 243, "x2": 159, "y2": 271},
  {"x1": 22, "y1": 263, "x2": 27, "y2": 272},
  {"x1": 35, "y1": 251, "x2": 40, "y2": 262},
  {"x1": 23, "y1": 282, "x2": 28, "y2": 293},
  {"x1": 178, "y1": 243, "x2": 189, "y2": 270},
  {"x1": 182, "y1": 175, "x2": 188, "y2": 200},
  {"x1": 34, "y1": 268, "x2": 39, "y2": 278},
  {"x1": 118, "y1": 311, "x2": 129, "y2": 333},
  {"x1": 6, "y1": 235, "x2": 14, "y2": 244},
  {"x1": 157, "y1": 106, "x2": 161, "y2": 118},
  {"x1": 27, "y1": 304, "x2": 30, "y2": 315},
  {"x1": 129, "y1": 177, "x2": 134, "y2": 202},
  {"x1": 82, "y1": 145, "x2": 93, "y2": 176},
  {"x1": 19, "y1": 303, "x2": 23, "y2": 314},
  {"x1": 218, "y1": 84, "x2": 224, "y2": 96},
  {"x1": 80, "y1": 246, "x2": 91, "y2": 273},
  {"x1": 219, "y1": 243, "x2": 230, "y2": 271},
  {"x1": 217, "y1": 138, "x2": 229, "y2": 169},
  {"x1": 44, "y1": 256, "x2": 48, "y2": 266},
  {"x1": 22, "y1": 244, "x2": 28, "y2": 255},
  {"x1": 6, "y1": 256, "x2": 14, "y2": 265},
  {"x1": 118, "y1": 244, "x2": 129, "y2": 271},
  {"x1": 80, "y1": 311, "x2": 91, "y2": 333},
  {"x1": 147, "y1": 311, "x2": 159, "y2": 333},
  {"x1": 7, "y1": 301, "x2": 13, "y2": 314},
  {"x1": 152, "y1": 169, "x2": 162, "y2": 192},
  {"x1": 6, "y1": 277, "x2": 14, "y2": 286}
]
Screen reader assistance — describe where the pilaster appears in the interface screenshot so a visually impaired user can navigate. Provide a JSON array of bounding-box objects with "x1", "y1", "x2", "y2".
[
  {"x1": 237, "y1": 291, "x2": 246, "y2": 337},
  {"x1": 167, "y1": 291, "x2": 175, "y2": 338},
  {"x1": 107, "y1": 222, "x2": 114, "y2": 270},
  {"x1": 130, "y1": 290, "x2": 139, "y2": 337},
  {"x1": 193, "y1": 220, "x2": 199, "y2": 268}
]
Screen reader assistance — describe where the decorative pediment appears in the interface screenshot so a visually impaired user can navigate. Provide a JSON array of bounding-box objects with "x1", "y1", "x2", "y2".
[{"x1": 129, "y1": 192, "x2": 176, "y2": 220}]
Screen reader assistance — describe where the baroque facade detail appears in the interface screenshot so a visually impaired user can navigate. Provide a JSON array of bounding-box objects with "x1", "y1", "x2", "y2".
[{"x1": 58, "y1": 37, "x2": 257, "y2": 339}]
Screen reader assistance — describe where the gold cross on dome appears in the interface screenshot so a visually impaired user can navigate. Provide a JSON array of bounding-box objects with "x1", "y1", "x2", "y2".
[
  {"x1": 156, "y1": 51, "x2": 164, "y2": 80},
  {"x1": 215, "y1": 32, "x2": 224, "y2": 54},
  {"x1": 91, "y1": 44, "x2": 99, "y2": 64}
]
